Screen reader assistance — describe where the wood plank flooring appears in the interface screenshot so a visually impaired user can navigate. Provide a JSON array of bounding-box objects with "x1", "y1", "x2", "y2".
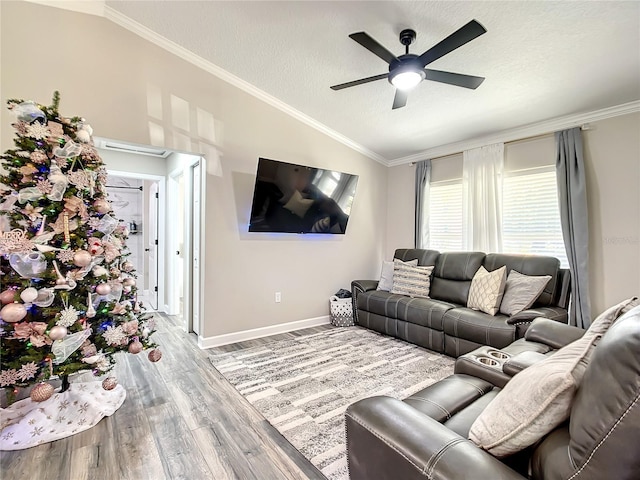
[{"x1": 0, "y1": 314, "x2": 330, "y2": 480}]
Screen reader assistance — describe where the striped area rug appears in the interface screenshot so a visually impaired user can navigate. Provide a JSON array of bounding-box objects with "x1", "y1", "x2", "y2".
[{"x1": 208, "y1": 326, "x2": 455, "y2": 479}]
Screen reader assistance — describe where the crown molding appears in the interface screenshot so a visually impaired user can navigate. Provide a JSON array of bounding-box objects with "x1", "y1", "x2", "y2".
[
  {"x1": 388, "y1": 100, "x2": 640, "y2": 166},
  {"x1": 103, "y1": 7, "x2": 388, "y2": 166}
]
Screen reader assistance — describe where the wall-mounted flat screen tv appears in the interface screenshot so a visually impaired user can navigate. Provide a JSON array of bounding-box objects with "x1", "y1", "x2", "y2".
[{"x1": 248, "y1": 158, "x2": 359, "y2": 234}]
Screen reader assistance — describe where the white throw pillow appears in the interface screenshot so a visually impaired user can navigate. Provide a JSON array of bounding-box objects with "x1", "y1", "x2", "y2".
[
  {"x1": 469, "y1": 296, "x2": 639, "y2": 457},
  {"x1": 377, "y1": 259, "x2": 418, "y2": 292},
  {"x1": 390, "y1": 259, "x2": 434, "y2": 298},
  {"x1": 467, "y1": 266, "x2": 507, "y2": 316},
  {"x1": 499, "y1": 271, "x2": 552, "y2": 315}
]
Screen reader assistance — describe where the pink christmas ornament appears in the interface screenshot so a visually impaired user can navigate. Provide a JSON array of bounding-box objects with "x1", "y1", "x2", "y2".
[
  {"x1": 48, "y1": 325, "x2": 68, "y2": 340},
  {"x1": 93, "y1": 199, "x2": 111, "y2": 214},
  {"x1": 148, "y1": 349, "x2": 162, "y2": 363},
  {"x1": 30, "y1": 382, "x2": 54, "y2": 402},
  {"x1": 95, "y1": 283, "x2": 111, "y2": 295},
  {"x1": 123, "y1": 286, "x2": 132, "y2": 294},
  {"x1": 123, "y1": 278, "x2": 136, "y2": 287},
  {"x1": 0, "y1": 289, "x2": 16, "y2": 304},
  {"x1": 110, "y1": 268, "x2": 121, "y2": 277},
  {"x1": 128, "y1": 341, "x2": 143, "y2": 354},
  {"x1": 1, "y1": 302, "x2": 28, "y2": 323},
  {"x1": 121, "y1": 261, "x2": 134, "y2": 272},
  {"x1": 73, "y1": 250, "x2": 92, "y2": 267},
  {"x1": 102, "y1": 377, "x2": 117, "y2": 390}
]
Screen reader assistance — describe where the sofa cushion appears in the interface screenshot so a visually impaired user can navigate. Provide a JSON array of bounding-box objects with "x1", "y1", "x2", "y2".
[
  {"x1": 430, "y1": 252, "x2": 485, "y2": 305},
  {"x1": 468, "y1": 266, "x2": 507, "y2": 315},
  {"x1": 377, "y1": 259, "x2": 417, "y2": 292},
  {"x1": 357, "y1": 290, "x2": 406, "y2": 320},
  {"x1": 443, "y1": 308, "x2": 515, "y2": 350},
  {"x1": 394, "y1": 248, "x2": 439, "y2": 266},
  {"x1": 468, "y1": 297, "x2": 638, "y2": 457},
  {"x1": 483, "y1": 253, "x2": 559, "y2": 307},
  {"x1": 499, "y1": 270, "x2": 552, "y2": 315},
  {"x1": 396, "y1": 297, "x2": 456, "y2": 330},
  {"x1": 390, "y1": 260, "x2": 434, "y2": 298}
]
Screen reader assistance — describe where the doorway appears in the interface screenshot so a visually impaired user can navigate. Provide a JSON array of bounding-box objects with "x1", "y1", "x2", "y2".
[
  {"x1": 167, "y1": 156, "x2": 204, "y2": 334},
  {"x1": 106, "y1": 172, "x2": 165, "y2": 311}
]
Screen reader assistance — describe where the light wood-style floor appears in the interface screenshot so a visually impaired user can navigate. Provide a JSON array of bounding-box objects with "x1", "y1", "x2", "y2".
[{"x1": 0, "y1": 313, "x2": 330, "y2": 480}]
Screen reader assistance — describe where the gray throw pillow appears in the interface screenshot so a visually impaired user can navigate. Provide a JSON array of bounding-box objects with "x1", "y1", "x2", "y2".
[
  {"x1": 499, "y1": 270, "x2": 552, "y2": 316},
  {"x1": 469, "y1": 296, "x2": 639, "y2": 457},
  {"x1": 377, "y1": 259, "x2": 417, "y2": 292}
]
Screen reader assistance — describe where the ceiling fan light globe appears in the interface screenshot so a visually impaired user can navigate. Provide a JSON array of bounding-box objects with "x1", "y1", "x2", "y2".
[{"x1": 390, "y1": 70, "x2": 423, "y2": 91}]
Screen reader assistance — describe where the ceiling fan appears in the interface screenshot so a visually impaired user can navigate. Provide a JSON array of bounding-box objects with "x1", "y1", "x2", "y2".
[{"x1": 330, "y1": 20, "x2": 487, "y2": 110}]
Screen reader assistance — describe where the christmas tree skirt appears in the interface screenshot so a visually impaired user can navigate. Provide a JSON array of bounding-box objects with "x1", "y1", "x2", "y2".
[{"x1": 0, "y1": 381, "x2": 126, "y2": 450}]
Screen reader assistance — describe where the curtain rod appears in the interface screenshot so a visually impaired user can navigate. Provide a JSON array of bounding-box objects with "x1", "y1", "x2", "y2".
[{"x1": 410, "y1": 124, "x2": 592, "y2": 165}]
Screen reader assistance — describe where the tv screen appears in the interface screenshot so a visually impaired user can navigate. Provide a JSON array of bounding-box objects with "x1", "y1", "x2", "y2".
[{"x1": 248, "y1": 158, "x2": 359, "y2": 234}]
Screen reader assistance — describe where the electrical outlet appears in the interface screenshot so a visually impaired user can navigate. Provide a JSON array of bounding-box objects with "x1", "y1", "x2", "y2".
[{"x1": 275, "y1": 292, "x2": 281, "y2": 303}]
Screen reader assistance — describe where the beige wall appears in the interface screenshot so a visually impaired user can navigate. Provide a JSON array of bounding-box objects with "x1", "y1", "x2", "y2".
[
  {"x1": 386, "y1": 113, "x2": 640, "y2": 317},
  {"x1": 1, "y1": 2, "x2": 388, "y2": 338}
]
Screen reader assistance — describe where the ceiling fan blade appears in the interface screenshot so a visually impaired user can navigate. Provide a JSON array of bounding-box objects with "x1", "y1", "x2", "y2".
[
  {"x1": 330, "y1": 73, "x2": 389, "y2": 91},
  {"x1": 392, "y1": 89, "x2": 408, "y2": 110},
  {"x1": 418, "y1": 19, "x2": 487, "y2": 67},
  {"x1": 424, "y1": 69, "x2": 485, "y2": 89},
  {"x1": 349, "y1": 32, "x2": 398, "y2": 65}
]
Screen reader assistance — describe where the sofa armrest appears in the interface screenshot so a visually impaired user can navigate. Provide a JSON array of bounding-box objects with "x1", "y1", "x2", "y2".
[
  {"x1": 503, "y1": 351, "x2": 549, "y2": 376},
  {"x1": 346, "y1": 396, "x2": 526, "y2": 480},
  {"x1": 506, "y1": 306, "x2": 569, "y2": 325},
  {"x1": 523, "y1": 317, "x2": 585, "y2": 349},
  {"x1": 351, "y1": 279, "x2": 379, "y2": 294}
]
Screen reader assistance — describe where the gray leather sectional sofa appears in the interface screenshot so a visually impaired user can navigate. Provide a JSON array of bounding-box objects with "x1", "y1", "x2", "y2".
[
  {"x1": 351, "y1": 249, "x2": 571, "y2": 357},
  {"x1": 345, "y1": 305, "x2": 640, "y2": 480}
]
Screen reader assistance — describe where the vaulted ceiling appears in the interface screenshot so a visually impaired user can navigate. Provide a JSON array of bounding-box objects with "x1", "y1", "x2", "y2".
[{"x1": 48, "y1": 1, "x2": 640, "y2": 164}]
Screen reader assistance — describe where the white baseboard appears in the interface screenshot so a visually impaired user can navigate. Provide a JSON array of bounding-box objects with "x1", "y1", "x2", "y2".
[{"x1": 197, "y1": 315, "x2": 331, "y2": 349}]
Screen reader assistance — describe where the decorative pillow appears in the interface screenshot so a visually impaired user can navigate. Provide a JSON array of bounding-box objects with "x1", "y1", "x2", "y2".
[
  {"x1": 469, "y1": 296, "x2": 639, "y2": 457},
  {"x1": 467, "y1": 266, "x2": 507, "y2": 316},
  {"x1": 377, "y1": 259, "x2": 418, "y2": 292},
  {"x1": 390, "y1": 259, "x2": 434, "y2": 298},
  {"x1": 283, "y1": 190, "x2": 314, "y2": 218},
  {"x1": 499, "y1": 271, "x2": 552, "y2": 316}
]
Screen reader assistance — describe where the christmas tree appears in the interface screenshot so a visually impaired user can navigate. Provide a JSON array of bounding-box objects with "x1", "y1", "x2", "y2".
[{"x1": 0, "y1": 92, "x2": 161, "y2": 406}]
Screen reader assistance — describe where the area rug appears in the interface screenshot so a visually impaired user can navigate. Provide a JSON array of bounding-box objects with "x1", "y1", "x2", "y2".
[{"x1": 208, "y1": 326, "x2": 455, "y2": 479}]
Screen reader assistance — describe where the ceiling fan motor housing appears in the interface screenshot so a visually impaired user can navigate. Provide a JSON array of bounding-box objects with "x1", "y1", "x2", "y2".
[{"x1": 388, "y1": 54, "x2": 426, "y2": 87}]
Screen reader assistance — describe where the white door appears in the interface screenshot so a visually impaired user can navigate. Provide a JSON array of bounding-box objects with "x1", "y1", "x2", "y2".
[
  {"x1": 191, "y1": 162, "x2": 201, "y2": 335},
  {"x1": 146, "y1": 182, "x2": 159, "y2": 310}
]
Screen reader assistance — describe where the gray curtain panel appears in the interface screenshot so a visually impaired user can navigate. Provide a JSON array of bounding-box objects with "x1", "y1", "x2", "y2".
[
  {"x1": 555, "y1": 127, "x2": 591, "y2": 328},
  {"x1": 414, "y1": 159, "x2": 431, "y2": 248}
]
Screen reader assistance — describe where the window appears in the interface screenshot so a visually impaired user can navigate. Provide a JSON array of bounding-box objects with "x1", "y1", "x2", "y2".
[
  {"x1": 426, "y1": 166, "x2": 568, "y2": 266},
  {"x1": 428, "y1": 180, "x2": 463, "y2": 251},
  {"x1": 502, "y1": 167, "x2": 568, "y2": 267}
]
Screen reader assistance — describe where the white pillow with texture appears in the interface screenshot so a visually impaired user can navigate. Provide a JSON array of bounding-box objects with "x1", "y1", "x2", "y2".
[
  {"x1": 469, "y1": 297, "x2": 639, "y2": 457},
  {"x1": 467, "y1": 266, "x2": 507, "y2": 316},
  {"x1": 390, "y1": 259, "x2": 434, "y2": 298},
  {"x1": 499, "y1": 270, "x2": 552, "y2": 316},
  {"x1": 377, "y1": 259, "x2": 418, "y2": 292}
]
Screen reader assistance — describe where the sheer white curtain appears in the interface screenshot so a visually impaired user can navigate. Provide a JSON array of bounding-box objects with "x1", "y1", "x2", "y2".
[{"x1": 462, "y1": 143, "x2": 504, "y2": 252}]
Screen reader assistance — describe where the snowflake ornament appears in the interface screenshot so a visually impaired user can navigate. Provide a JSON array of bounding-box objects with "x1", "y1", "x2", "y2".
[
  {"x1": 57, "y1": 305, "x2": 79, "y2": 327},
  {"x1": 0, "y1": 369, "x2": 18, "y2": 387},
  {"x1": 36, "y1": 179, "x2": 53, "y2": 194},
  {"x1": 30, "y1": 151, "x2": 48, "y2": 164},
  {"x1": 26, "y1": 122, "x2": 50, "y2": 140},
  {"x1": 102, "y1": 326, "x2": 127, "y2": 346},
  {"x1": 16, "y1": 362, "x2": 39, "y2": 381},
  {"x1": 56, "y1": 250, "x2": 75, "y2": 263}
]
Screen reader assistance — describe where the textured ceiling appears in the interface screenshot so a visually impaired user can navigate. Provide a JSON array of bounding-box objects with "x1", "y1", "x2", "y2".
[{"x1": 103, "y1": 1, "x2": 639, "y2": 163}]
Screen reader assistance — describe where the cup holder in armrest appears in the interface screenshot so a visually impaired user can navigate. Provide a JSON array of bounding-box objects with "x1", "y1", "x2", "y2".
[
  {"x1": 487, "y1": 349, "x2": 511, "y2": 360},
  {"x1": 477, "y1": 356, "x2": 500, "y2": 367}
]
